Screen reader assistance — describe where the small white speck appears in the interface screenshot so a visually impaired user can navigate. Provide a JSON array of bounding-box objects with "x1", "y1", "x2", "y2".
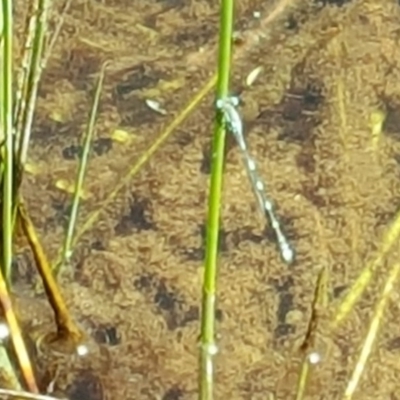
[
  {"x1": 309, "y1": 352, "x2": 321, "y2": 365},
  {"x1": 0, "y1": 323, "x2": 9, "y2": 340},
  {"x1": 76, "y1": 344, "x2": 89, "y2": 357}
]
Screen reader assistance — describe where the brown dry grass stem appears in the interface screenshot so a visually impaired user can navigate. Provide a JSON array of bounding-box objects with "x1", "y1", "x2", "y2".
[
  {"x1": 295, "y1": 266, "x2": 329, "y2": 400},
  {"x1": 0, "y1": 270, "x2": 38, "y2": 392},
  {"x1": 18, "y1": 203, "x2": 84, "y2": 352}
]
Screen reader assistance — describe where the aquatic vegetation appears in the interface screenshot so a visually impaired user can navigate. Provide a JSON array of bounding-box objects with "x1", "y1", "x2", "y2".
[{"x1": 1, "y1": 0, "x2": 400, "y2": 399}]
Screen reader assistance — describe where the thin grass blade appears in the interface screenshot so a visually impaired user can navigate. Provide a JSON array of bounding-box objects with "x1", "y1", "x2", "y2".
[
  {"x1": 16, "y1": 0, "x2": 51, "y2": 168},
  {"x1": 53, "y1": 73, "x2": 217, "y2": 268},
  {"x1": 58, "y1": 62, "x2": 108, "y2": 275},
  {"x1": 1, "y1": 0, "x2": 15, "y2": 285},
  {"x1": 0, "y1": 388, "x2": 64, "y2": 400},
  {"x1": 13, "y1": 0, "x2": 39, "y2": 131},
  {"x1": 343, "y1": 262, "x2": 400, "y2": 399},
  {"x1": 333, "y1": 211, "x2": 400, "y2": 330}
]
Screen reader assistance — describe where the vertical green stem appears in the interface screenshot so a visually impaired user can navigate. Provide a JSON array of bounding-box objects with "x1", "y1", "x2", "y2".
[
  {"x1": 58, "y1": 63, "x2": 107, "y2": 276},
  {"x1": 1, "y1": 0, "x2": 14, "y2": 284},
  {"x1": 17, "y1": 0, "x2": 50, "y2": 167},
  {"x1": 199, "y1": 1, "x2": 234, "y2": 400}
]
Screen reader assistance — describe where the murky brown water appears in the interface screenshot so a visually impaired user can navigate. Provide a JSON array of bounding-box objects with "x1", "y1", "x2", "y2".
[{"x1": 11, "y1": 0, "x2": 400, "y2": 399}]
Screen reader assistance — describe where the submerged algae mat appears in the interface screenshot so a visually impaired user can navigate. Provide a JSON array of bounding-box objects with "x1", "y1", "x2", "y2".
[{"x1": 11, "y1": 0, "x2": 400, "y2": 399}]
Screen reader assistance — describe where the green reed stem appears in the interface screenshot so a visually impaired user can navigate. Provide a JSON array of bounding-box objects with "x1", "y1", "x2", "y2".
[
  {"x1": 57, "y1": 62, "x2": 107, "y2": 276},
  {"x1": 199, "y1": 1, "x2": 234, "y2": 400},
  {"x1": 1, "y1": 0, "x2": 14, "y2": 284},
  {"x1": 16, "y1": 0, "x2": 51, "y2": 168}
]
